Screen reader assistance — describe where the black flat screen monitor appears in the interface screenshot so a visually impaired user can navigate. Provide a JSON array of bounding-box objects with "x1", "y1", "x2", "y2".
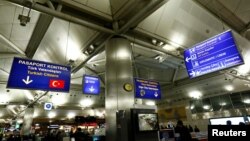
[{"x1": 137, "y1": 113, "x2": 159, "y2": 131}]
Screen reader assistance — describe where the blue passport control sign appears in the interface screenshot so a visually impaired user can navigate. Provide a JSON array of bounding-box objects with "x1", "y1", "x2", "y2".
[
  {"x1": 184, "y1": 30, "x2": 244, "y2": 78},
  {"x1": 134, "y1": 78, "x2": 161, "y2": 99},
  {"x1": 7, "y1": 57, "x2": 71, "y2": 92},
  {"x1": 83, "y1": 75, "x2": 100, "y2": 95}
]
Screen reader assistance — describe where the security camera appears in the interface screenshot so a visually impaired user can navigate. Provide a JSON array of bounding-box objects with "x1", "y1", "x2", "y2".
[{"x1": 18, "y1": 15, "x2": 30, "y2": 26}]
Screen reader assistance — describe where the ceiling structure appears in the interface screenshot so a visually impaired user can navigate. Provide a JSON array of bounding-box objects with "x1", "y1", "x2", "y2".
[{"x1": 0, "y1": 0, "x2": 250, "y2": 123}]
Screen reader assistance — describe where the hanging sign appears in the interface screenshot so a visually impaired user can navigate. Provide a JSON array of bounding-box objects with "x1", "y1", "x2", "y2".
[
  {"x1": 7, "y1": 57, "x2": 71, "y2": 92},
  {"x1": 83, "y1": 75, "x2": 100, "y2": 95},
  {"x1": 184, "y1": 30, "x2": 244, "y2": 78},
  {"x1": 134, "y1": 78, "x2": 161, "y2": 99}
]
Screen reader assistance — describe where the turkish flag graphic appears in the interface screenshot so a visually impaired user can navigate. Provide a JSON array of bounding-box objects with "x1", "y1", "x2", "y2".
[{"x1": 49, "y1": 80, "x2": 65, "y2": 89}]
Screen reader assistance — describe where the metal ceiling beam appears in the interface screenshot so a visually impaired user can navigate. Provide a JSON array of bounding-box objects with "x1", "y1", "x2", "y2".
[
  {"x1": 84, "y1": 66, "x2": 105, "y2": 86},
  {"x1": 71, "y1": 0, "x2": 170, "y2": 74},
  {"x1": 8, "y1": 0, "x2": 177, "y2": 75},
  {"x1": 71, "y1": 35, "x2": 113, "y2": 74},
  {"x1": 0, "y1": 34, "x2": 26, "y2": 56},
  {"x1": 125, "y1": 35, "x2": 183, "y2": 60},
  {"x1": 0, "y1": 68, "x2": 9, "y2": 75},
  {"x1": 193, "y1": 0, "x2": 246, "y2": 34},
  {"x1": 60, "y1": 0, "x2": 112, "y2": 22},
  {"x1": 0, "y1": 53, "x2": 20, "y2": 58},
  {"x1": 25, "y1": 13, "x2": 53, "y2": 58},
  {"x1": 117, "y1": 0, "x2": 169, "y2": 34},
  {"x1": 164, "y1": 71, "x2": 224, "y2": 88},
  {"x1": 6, "y1": 0, "x2": 114, "y2": 34}
]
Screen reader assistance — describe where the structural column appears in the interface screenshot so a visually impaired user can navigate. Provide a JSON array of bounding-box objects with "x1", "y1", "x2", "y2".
[
  {"x1": 21, "y1": 107, "x2": 34, "y2": 136},
  {"x1": 105, "y1": 36, "x2": 135, "y2": 141}
]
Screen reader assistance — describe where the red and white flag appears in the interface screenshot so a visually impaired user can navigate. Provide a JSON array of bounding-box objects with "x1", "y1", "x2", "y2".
[{"x1": 49, "y1": 80, "x2": 65, "y2": 89}]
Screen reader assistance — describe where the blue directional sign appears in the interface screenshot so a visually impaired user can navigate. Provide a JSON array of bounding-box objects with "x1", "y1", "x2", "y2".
[
  {"x1": 7, "y1": 57, "x2": 71, "y2": 92},
  {"x1": 83, "y1": 75, "x2": 100, "y2": 95},
  {"x1": 184, "y1": 30, "x2": 244, "y2": 78},
  {"x1": 134, "y1": 78, "x2": 161, "y2": 99}
]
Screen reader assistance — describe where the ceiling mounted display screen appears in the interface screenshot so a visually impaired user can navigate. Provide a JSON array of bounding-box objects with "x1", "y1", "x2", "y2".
[
  {"x1": 7, "y1": 57, "x2": 71, "y2": 92},
  {"x1": 184, "y1": 30, "x2": 244, "y2": 78},
  {"x1": 83, "y1": 75, "x2": 100, "y2": 95},
  {"x1": 134, "y1": 78, "x2": 161, "y2": 99}
]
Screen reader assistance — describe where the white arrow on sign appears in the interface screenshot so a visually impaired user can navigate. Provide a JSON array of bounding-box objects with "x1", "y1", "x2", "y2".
[
  {"x1": 22, "y1": 76, "x2": 33, "y2": 85},
  {"x1": 89, "y1": 86, "x2": 95, "y2": 92},
  {"x1": 189, "y1": 71, "x2": 196, "y2": 77},
  {"x1": 154, "y1": 92, "x2": 158, "y2": 97},
  {"x1": 196, "y1": 70, "x2": 201, "y2": 75},
  {"x1": 185, "y1": 57, "x2": 191, "y2": 63}
]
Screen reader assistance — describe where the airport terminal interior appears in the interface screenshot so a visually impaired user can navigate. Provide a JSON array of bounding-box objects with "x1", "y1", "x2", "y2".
[{"x1": 1, "y1": 0, "x2": 250, "y2": 141}]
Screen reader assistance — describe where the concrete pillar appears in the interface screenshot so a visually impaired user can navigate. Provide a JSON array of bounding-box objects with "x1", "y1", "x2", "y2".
[
  {"x1": 105, "y1": 36, "x2": 134, "y2": 141},
  {"x1": 21, "y1": 107, "x2": 34, "y2": 135}
]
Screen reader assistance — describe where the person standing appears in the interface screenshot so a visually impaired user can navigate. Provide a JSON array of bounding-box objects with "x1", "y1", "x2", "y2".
[
  {"x1": 188, "y1": 125, "x2": 193, "y2": 132},
  {"x1": 194, "y1": 125, "x2": 200, "y2": 132},
  {"x1": 174, "y1": 120, "x2": 192, "y2": 141}
]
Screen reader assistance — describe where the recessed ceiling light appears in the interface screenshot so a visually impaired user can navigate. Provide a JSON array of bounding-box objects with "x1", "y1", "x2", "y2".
[
  {"x1": 220, "y1": 102, "x2": 226, "y2": 106},
  {"x1": 203, "y1": 105, "x2": 210, "y2": 110},
  {"x1": 224, "y1": 85, "x2": 234, "y2": 91},
  {"x1": 188, "y1": 91, "x2": 202, "y2": 99},
  {"x1": 243, "y1": 99, "x2": 250, "y2": 104},
  {"x1": 48, "y1": 112, "x2": 56, "y2": 118},
  {"x1": 80, "y1": 99, "x2": 93, "y2": 107},
  {"x1": 67, "y1": 113, "x2": 76, "y2": 119},
  {"x1": 190, "y1": 105, "x2": 194, "y2": 110},
  {"x1": 145, "y1": 101, "x2": 155, "y2": 106},
  {"x1": 162, "y1": 44, "x2": 177, "y2": 51}
]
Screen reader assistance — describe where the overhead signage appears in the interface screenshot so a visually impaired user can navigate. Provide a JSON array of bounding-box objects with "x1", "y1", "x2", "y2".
[
  {"x1": 83, "y1": 75, "x2": 100, "y2": 95},
  {"x1": 7, "y1": 57, "x2": 71, "y2": 92},
  {"x1": 184, "y1": 30, "x2": 244, "y2": 78},
  {"x1": 44, "y1": 102, "x2": 53, "y2": 110},
  {"x1": 134, "y1": 78, "x2": 161, "y2": 99}
]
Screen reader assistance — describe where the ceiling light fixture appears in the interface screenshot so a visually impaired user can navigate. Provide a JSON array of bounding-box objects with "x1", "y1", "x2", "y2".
[
  {"x1": 224, "y1": 85, "x2": 234, "y2": 91},
  {"x1": 203, "y1": 105, "x2": 210, "y2": 110},
  {"x1": 190, "y1": 105, "x2": 194, "y2": 110},
  {"x1": 145, "y1": 101, "x2": 155, "y2": 106},
  {"x1": 188, "y1": 91, "x2": 202, "y2": 99},
  {"x1": 48, "y1": 112, "x2": 56, "y2": 118},
  {"x1": 67, "y1": 113, "x2": 76, "y2": 119},
  {"x1": 157, "y1": 41, "x2": 164, "y2": 47},
  {"x1": 243, "y1": 99, "x2": 250, "y2": 104},
  {"x1": 17, "y1": 119, "x2": 23, "y2": 124},
  {"x1": 80, "y1": 99, "x2": 93, "y2": 107},
  {"x1": 219, "y1": 102, "x2": 227, "y2": 106},
  {"x1": 152, "y1": 39, "x2": 157, "y2": 45},
  {"x1": 84, "y1": 45, "x2": 96, "y2": 55}
]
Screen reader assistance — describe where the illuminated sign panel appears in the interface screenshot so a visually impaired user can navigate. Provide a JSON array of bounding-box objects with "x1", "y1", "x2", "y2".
[
  {"x1": 7, "y1": 57, "x2": 71, "y2": 92},
  {"x1": 83, "y1": 75, "x2": 100, "y2": 95},
  {"x1": 134, "y1": 78, "x2": 161, "y2": 99},
  {"x1": 184, "y1": 30, "x2": 244, "y2": 78}
]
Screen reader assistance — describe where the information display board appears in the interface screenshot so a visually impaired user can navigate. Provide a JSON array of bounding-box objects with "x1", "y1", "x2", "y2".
[
  {"x1": 184, "y1": 30, "x2": 244, "y2": 78},
  {"x1": 134, "y1": 78, "x2": 161, "y2": 99},
  {"x1": 7, "y1": 57, "x2": 71, "y2": 92},
  {"x1": 83, "y1": 75, "x2": 100, "y2": 95}
]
